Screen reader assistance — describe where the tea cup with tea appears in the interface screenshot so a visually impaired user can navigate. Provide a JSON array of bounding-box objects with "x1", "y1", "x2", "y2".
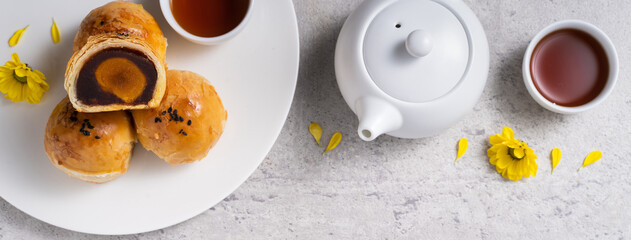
[
  {"x1": 160, "y1": 0, "x2": 254, "y2": 45},
  {"x1": 522, "y1": 20, "x2": 618, "y2": 114}
]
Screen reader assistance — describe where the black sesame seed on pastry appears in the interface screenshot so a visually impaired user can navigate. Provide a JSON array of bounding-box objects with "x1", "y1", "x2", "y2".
[
  {"x1": 131, "y1": 70, "x2": 227, "y2": 165},
  {"x1": 44, "y1": 97, "x2": 136, "y2": 183}
]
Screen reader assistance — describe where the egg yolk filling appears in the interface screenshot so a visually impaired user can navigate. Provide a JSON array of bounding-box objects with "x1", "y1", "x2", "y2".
[{"x1": 76, "y1": 48, "x2": 157, "y2": 106}]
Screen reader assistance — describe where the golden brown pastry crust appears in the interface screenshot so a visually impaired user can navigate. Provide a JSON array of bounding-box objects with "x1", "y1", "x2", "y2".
[
  {"x1": 44, "y1": 97, "x2": 136, "y2": 183},
  {"x1": 132, "y1": 70, "x2": 227, "y2": 165},
  {"x1": 65, "y1": 1, "x2": 167, "y2": 112}
]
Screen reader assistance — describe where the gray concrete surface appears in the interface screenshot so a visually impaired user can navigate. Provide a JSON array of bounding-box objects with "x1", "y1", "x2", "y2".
[{"x1": 2, "y1": 0, "x2": 631, "y2": 239}]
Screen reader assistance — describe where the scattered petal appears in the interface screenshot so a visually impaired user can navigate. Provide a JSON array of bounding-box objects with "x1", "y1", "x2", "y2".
[
  {"x1": 550, "y1": 148, "x2": 561, "y2": 174},
  {"x1": 579, "y1": 151, "x2": 602, "y2": 171},
  {"x1": 51, "y1": 18, "x2": 61, "y2": 44},
  {"x1": 323, "y1": 132, "x2": 342, "y2": 155},
  {"x1": 309, "y1": 122, "x2": 322, "y2": 147},
  {"x1": 9, "y1": 25, "x2": 28, "y2": 47},
  {"x1": 455, "y1": 138, "x2": 468, "y2": 164}
]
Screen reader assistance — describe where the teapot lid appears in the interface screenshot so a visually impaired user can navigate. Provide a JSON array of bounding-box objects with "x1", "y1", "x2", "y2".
[{"x1": 363, "y1": 0, "x2": 470, "y2": 103}]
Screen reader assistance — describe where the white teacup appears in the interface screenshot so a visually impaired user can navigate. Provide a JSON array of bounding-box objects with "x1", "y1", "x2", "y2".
[
  {"x1": 522, "y1": 20, "x2": 618, "y2": 114},
  {"x1": 159, "y1": 0, "x2": 254, "y2": 45}
]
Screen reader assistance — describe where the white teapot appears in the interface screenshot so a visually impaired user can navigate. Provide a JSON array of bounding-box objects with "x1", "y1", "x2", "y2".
[{"x1": 335, "y1": 0, "x2": 489, "y2": 141}]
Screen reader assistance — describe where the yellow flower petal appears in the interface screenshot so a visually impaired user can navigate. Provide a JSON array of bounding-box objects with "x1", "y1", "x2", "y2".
[
  {"x1": 578, "y1": 151, "x2": 602, "y2": 171},
  {"x1": 0, "y1": 79, "x2": 12, "y2": 94},
  {"x1": 519, "y1": 158, "x2": 530, "y2": 177},
  {"x1": 26, "y1": 71, "x2": 48, "y2": 91},
  {"x1": 18, "y1": 83, "x2": 27, "y2": 102},
  {"x1": 487, "y1": 144, "x2": 500, "y2": 158},
  {"x1": 489, "y1": 155, "x2": 498, "y2": 166},
  {"x1": 512, "y1": 147, "x2": 525, "y2": 159},
  {"x1": 323, "y1": 132, "x2": 342, "y2": 155},
  {"x1": 514, "y1": 159, "x2": 524, "y2": 178},
  {"x1": 11, "y1": 53, "x2": 21, "y2": 63},
  {"x1": 529, "y1": 158, "x2": 538, "y2": 177},
  {"x1": 32, "y1": 69, "x2": 46, "y2": 81},
  {"x1": 14, "y1": 68, "x2": 28, "y2": 78},
  {"x1": 550, "y1": 148, "x2": 561, "y2": 174},
  {"x1": 501, "y1": 162, "x2": 513, "y2": 179},
  {"x1": 0, "y1": 68, "x2": 11, "y2": 82},
  {"x1": 8, "y1": 26, "x2": 28, "y2": 47},
  {"x1": 505, "y1": 138, "x2": 519, "y2": 148},
  {"x1": 507, "y1": 162, "x2": 524, "y2": 181},
  {"x1": 26, "y1": 85, "x2": 43, "y2": 104},
  {"x1": 26, "y1": 77, "x2": 37, "y2": 91},
  {"x1": 502, "y1": 126, "x2": 514, "y2": 139},
  {"x1": 496, "y1": 154, "x2": 512, "y2": 169},
  {"x1": 309, "y1": 122, "x2": 322, "y2": 147},
  {"x1": 496, "y1": 165, "x2": 507, "y2": 175},
  {"x1": 488, "y1": 146, "x2": 503, "y2": 165},
  {"x1": 5, "y1": 81, "x2": 24, "y2": 102},
  {"x1": 455, "y1": 138, "x2": 468, "y2": 163},
  {"x1": 489, "y1": 135, "x2": 504, "y2": 145},
  {"x1": 51, "y1": 18, "x2": 61, "y2": 44},
  {"x1": 23, "y1": 85, "x2": 34, "y2": 104}
]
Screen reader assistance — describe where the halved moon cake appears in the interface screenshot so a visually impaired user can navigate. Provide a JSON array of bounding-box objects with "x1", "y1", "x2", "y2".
[{"x1": 65, "y1": 1, "x2": 167, "y2": 112}]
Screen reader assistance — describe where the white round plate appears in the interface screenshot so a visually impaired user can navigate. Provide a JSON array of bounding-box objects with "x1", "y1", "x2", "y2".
[{"x1": 0, "y1": 0, "x2": 299, "y2": 235}]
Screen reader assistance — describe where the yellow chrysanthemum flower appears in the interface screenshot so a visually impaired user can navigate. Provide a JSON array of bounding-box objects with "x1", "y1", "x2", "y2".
[
  {"x1": 487, "y1": 126, "x2": 538, "y2": 181},
  {"x1": 0, "y1": 53, "x2": 49, "y2": 104}
]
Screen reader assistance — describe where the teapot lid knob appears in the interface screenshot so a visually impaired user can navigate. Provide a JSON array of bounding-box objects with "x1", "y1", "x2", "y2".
[{"x1": 406, "y1": 30, "x2": 433, "y2": 58}]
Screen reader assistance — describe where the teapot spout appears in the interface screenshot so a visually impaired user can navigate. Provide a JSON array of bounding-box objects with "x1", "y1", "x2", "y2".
[{"x1": 355, "y1": 97, "x2": 403, "y2": 141}]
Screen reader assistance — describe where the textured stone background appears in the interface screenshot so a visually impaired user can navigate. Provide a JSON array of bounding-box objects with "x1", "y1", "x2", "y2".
[{"x1": 1, "y1": 0, "x2": 630, "y2": 239}]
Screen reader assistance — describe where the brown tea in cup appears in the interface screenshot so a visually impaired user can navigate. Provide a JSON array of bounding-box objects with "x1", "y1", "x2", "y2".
[
  {"x1": 171, "y1": 0, "x2": 250, "y2": 38},
  {"x1": 530, "y1": 29, "x2": 609, "y2": 107}
]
